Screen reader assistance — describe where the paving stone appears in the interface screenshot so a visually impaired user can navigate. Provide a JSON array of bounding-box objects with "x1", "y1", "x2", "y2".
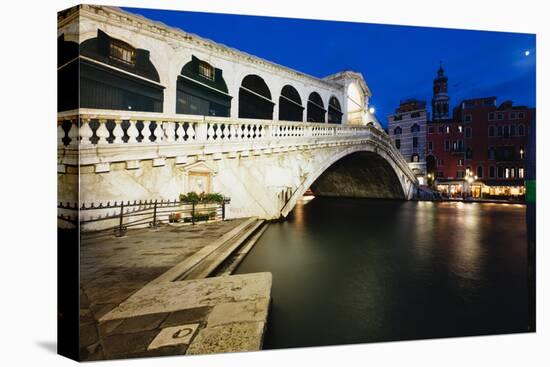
[
  {"x1": 90, "y1": 303, "x2": 119, "y2": 321},
  {"x1": 80, "y1": 342, "x2": 105, "y2": 361},
  {"x1": 207, "y1": 299, "x2": 269, "y2": 327},
  {"x1": 98, "y1": 319, "x2": 124, "y2": 337},
  {"x1": 111, "y1": 313, "x2": 169, "y2": 335},
  {"x1": 102, "y1": 330, "x2": 159, "y2": 358},
  {"x1": 186, "y1": 322, "x2": 265, "y2": 355},
  {"x1": 84, "y1": 286, "x2": 137, "y2": 305},
  {"x1": 80, "y1": 308, "x2": 94, "y2": 324},
  {"x1": 102, "y1": 273, "x2": 272, "y2": 321},
  {"x1": 148, "y1": 324, "x2": 200, "y2": 350},
  {"x1": 79, "y1": 322, "x2": 98, "y2": 348},
  {"x1": 161, "y1": 307, "x2": 212, "y2": 327}
]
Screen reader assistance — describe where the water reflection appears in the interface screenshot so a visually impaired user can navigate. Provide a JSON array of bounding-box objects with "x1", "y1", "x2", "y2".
[{"x1": 236, "y1": 197, "x2": 529, "y2": 348}]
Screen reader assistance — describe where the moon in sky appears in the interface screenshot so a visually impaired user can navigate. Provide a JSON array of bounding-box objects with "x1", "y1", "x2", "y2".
[{"x1": 524, "y1": 50, "x2": 530, "y2": 56}]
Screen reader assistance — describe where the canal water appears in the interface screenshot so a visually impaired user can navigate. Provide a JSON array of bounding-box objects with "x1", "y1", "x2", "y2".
[{"x1": 235, "y1": 197, "x2": 529, "y2": 349}]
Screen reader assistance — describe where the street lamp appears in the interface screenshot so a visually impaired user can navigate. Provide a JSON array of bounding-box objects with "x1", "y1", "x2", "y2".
[{"x1": 464, "y1": 170, "x2": 477, "y2": 199}]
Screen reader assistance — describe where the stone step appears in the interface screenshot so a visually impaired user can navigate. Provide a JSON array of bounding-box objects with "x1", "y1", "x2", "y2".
[
  {"x1": 147, "y1": 217, "x2": 258, "y2": 285},
  {"x1": 217, "y1": 222, "x2": 269, "y2": 276},
  {"x1": 180, "y1": 219, "x2": 265, "y2": 280}
]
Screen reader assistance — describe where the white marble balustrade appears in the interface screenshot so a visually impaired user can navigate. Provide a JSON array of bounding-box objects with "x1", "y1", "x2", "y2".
[{"x1": 57, "y1": 108, "x2": 414, "y2": 182}]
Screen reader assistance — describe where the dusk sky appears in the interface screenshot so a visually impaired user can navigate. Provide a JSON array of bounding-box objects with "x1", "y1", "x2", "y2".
[{"x1": 124, "y1": 7, "x2": 536, "y2": 128}]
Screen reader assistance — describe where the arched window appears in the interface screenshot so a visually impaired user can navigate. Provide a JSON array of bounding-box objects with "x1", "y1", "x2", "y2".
[
  {"x1": 327, "y1": 96, "x2": 342, "y2": 124},
  {"x1": 278, "y1": 85, "x2": 303, "y2": 122},
  {"x1": 488, "y1": 125, "x2": 495, "y2": 137},
  {"x1": 176, "y1": 56, "x2": 231, "y2": 117},
  {"x1": 411, "y1": 153, "x2": 419, "y2": 163},
  {"x1": 466, "y1": 147, "x2": 473, "y2": 159},
  {"x1": 79, "y1": 29, "x2": 164, "y2": 112},
  {"x1": 239, "y1": 75, "x2": 274, "y2": 119},
  {"x1": 477, "y1": 166, "x2": 483, "y2": 178},
  {"x1": 518, "y1": 124, "x2": 525, "y2": 136},
  {"x1": 307, "y1": 92, "x2": 326, "y2": 123},
  {"x1": 393, "y1": 126, "x2": 402, "y2": 135},
  {"x1": 395, "y1": 139, "x2": 401, "y2": 149},
  {"x1": 411, "y1": 123, "x2": 420, "y2": 133}
]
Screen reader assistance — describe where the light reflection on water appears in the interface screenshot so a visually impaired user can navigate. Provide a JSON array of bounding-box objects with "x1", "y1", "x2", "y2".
[{"x1": 236, "y1": 197, "x2": 529, "y2": 348}]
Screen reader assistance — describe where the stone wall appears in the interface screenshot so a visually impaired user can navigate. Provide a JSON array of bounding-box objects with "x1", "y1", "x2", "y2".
[{"x1": 65, "y1": 141, "x2": 415, "y2": 227}]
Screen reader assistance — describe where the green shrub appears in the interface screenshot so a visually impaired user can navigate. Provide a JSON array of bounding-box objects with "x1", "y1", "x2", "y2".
[
  {"x1": 179, "y1": 192, "x2": 225, "y2": 204},
  {"x1": 182, "y1": 211, "x2": 217, "y2": 222}
]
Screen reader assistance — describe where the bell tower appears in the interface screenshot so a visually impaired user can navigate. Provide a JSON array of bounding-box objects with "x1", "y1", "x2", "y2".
[{"x1": 432, "y1": 62, "x2": 450, "y2": 121}]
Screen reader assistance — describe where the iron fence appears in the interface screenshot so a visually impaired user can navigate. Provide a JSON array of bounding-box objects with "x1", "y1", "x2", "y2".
[{"x1": 58, "y1": 198, "x2": 230, "y2": 236}]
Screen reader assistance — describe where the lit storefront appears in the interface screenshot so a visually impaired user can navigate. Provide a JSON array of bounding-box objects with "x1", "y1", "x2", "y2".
[
  {"x1": 435, "y1": 179, "x2": 525, "y2": 200},
  {"x1": 476, "y1": 180, "x2": 525, "y2": 199},
  {"x1": 436, "y1": 180, "x2": 464, "y2": 198}
]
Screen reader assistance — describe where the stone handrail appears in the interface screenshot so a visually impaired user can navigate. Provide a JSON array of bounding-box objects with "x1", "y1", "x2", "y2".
[
  {"x1": 58, "y1": 109, "x2": 369, "y2": 147},
  {"x1": 57, "y1": 108, "x2": 417, "y2": 183}
]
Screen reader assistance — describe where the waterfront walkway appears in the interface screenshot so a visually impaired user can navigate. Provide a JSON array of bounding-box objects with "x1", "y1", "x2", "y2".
[{"x1": 79, "y1": 219, "x2": 270, "y2": 360}]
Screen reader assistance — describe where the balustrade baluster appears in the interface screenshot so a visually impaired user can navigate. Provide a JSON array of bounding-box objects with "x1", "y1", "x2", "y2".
[
  {"x1": 207, "y1": 123, "x2": 215, "y2": 140},
  {"x1": 163, "y1": 121, "x2": 175, "y2": 142},
  {"x1": 127, "y1": 119, "x2": 139, "y2": 143},
  {"x1": 223, "y1": 124, "x2": 230, "y2": 140},
  {"x1": 96, "y1": 119, "x2": 109, "y2": 145},
  {"x1": 175, "y1": 122, "x2": 184, "y2": 142},
  {"x1": 57, "y1": 122, "x2": 65, "y2": 147},
  {"x1": 113, "y1": 119, "x2": 124, "y2": 144},
  {"x1": 236, "y1": 124, "x2": 243, "y2": 141},
  {"x1": 142, "y1": 121, "x2": 151, "y2": 143},
  {"x1": 152, "y1": 121, "x2": 163, "y2": 142},
  {"x1": 187, "y1": 123, "x2": 196, "y2": 141},
  {"x1": 67, "y1": 119, "x2": 79, "y2": 147},
  {"x1": 229, "y1": 124, "x2": 237, "y2": 141},
  {"x1": 80, "y1": 118, "x2": 93, "y2": 146}
]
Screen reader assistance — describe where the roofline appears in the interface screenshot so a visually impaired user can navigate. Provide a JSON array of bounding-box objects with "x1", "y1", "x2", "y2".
[
  {"x1": 323, "y1": 70, "x2": 372, "y2": 97},
  {"x1": 60, "y1": 5, "x2": 346, "y2": 91}
]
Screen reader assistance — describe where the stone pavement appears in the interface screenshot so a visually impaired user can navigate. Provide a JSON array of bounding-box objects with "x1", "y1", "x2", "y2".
[
  {"x1": 98, "y1": 273, "x2": 271, "y2": 359},
  {"x1": 79, "y1": 218, "x2": 271, "y2": 360}
]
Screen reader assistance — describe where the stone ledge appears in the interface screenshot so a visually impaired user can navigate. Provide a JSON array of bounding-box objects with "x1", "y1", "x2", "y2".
[
  {"x1": 186, "y1": 321, "x2": 266, "y2": 355},
  {"x1": 101, "y1": 272, "x2": 272, "y2": 321}
]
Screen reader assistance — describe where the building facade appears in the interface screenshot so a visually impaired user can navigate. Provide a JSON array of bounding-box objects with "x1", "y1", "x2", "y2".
[
  {"x1": 388, "y1": 99, "x2": 428, "y2": 184},
  {"x1": 458, "y1": 98, "x2": 533, "y2": 198},
  {"x1": 425, "y1": 65, "x2": 534, "y2": 199},
  {"x1": 58, "y1": 5, "x2": 380, "y2": 128}
]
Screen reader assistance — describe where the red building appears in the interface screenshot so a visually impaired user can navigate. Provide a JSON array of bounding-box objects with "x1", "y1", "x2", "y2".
[{"x1": 425, "y1": 66, "x2": 535, "y2": 199}]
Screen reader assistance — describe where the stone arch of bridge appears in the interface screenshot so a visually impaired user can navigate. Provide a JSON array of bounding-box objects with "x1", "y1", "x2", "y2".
[{"x1": 280, "y1": 144, "x2": 412, "y2": 218}]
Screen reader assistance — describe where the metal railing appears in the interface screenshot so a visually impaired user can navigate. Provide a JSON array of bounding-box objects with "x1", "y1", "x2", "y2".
[{"x1": 58, "y1": 198, "x2": 230, "y2": 236}]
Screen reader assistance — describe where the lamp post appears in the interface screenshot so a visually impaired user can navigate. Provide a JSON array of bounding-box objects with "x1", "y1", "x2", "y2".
[{"x1": 463, "y1": 169, "x2": 476, "y2": 199}]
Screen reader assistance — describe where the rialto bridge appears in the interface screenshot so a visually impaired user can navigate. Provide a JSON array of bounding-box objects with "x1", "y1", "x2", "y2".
[{"x1": 57, "y1": 5, "x2": 419, "y2": 225}]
